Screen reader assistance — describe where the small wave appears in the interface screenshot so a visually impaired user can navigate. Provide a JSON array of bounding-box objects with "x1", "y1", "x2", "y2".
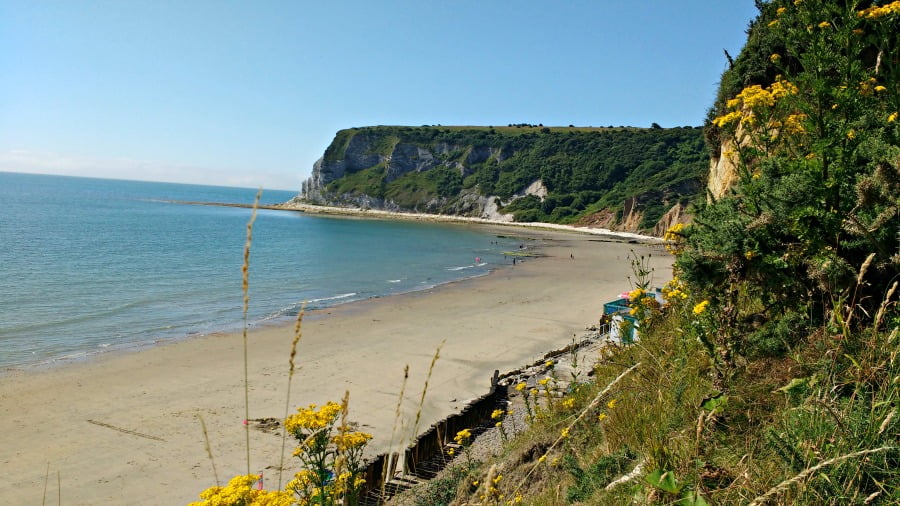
[
  {"x1": 387, "y1": 279, "x2": 402, "y2": 283},
  {"x1": 446, "y1": 265, "x2": 474, "y2": 271},
  {"x1": 476, "y1": 262, "x2": 488, "y2": 267},
  {"x1": 308, "y1": 292, "x2": 358, "y2": 304}
]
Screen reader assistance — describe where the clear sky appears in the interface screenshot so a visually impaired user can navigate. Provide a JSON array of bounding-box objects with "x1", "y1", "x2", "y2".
[{"x1": 1, "y1": 1, "x2": 759, "y2": 191}]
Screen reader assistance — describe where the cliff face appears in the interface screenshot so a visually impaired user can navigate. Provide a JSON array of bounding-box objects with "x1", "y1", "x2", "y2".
[
  {"x1": 707, "y1": 140, "x2": 737, "y2": 200},
  {"x1": 297, "y1": 125, "x2": 709, "y2": 235}
]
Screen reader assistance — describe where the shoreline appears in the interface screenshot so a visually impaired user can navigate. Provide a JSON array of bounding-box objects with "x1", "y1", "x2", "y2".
[
  {"x1": 0, "y1": 226, "x2": 672, "y2": 505},
  {"x1": 168, "y1": 198, "x2": 664, "y2": 243}
]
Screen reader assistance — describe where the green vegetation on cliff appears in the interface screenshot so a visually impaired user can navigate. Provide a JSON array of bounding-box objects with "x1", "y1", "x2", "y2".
[{"x1": 313, "y1": 124, "x2": 707, "y2": 231}]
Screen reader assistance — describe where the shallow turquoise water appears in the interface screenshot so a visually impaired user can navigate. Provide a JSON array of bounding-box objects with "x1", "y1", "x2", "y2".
[{"x1": 0, "y1": 172, "x2": 521, "y2": 368}]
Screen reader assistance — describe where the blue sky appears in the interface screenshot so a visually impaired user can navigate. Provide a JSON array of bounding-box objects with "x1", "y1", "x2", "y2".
[{"x1": 1, "y1": 1, "x2": 759, "y2": 191}]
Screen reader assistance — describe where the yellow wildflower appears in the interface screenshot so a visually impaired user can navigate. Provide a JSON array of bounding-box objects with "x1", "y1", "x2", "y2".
[
  {"x1": 768, "y1": 19, "x2": 779, "y2": 27},
  {"x1": 491, "y1": 409, "x2": 505, "y2": 419},
  {"x1": 551, "y1": 457, "x2": 560, "y2": 466},
  {"x1": 598, "y1": 413, "x2": 608, "y2": 421},
  {"x1": 538, "y1": 454, "x2": 547, "y2": 463},
  {"x1": 875, "y1": 85, "x2": 887, "y2": 92},
  {"x1": 745, "y1": 250, "x2": 757, "y2": 260},
  {"x1": 560, "y1": 427, "x2": 570, "y2": 438},
  {"x1": 784, "y1": 113, "x2": 807, "y2": 134},
  {"x1": 777, "y1": 7, "x2": 786, "y2": 15},
  {"x1": 562, "y1": 397, "x2": 576, "y2": 409},
  {"x1": 889, "y1": 112, "x2": 898, "y2": 123},
  {"x1": 545, "y1": 359, "x2": 554, "y2": 368},
  {"x1": 770, "y1": 53, "x2": 781, "y2": 63},
  {"x1": 493, "y1": 474, "x2": 503, "y2": 485},
  {"x1": 769, "y1": 76, "x2": 798, "y2": 98},
  {"x1": 331, "y1": 430, "x2": 373, "y2": 451},
  {"x1": 515, "y1": 382, "x2": 526, "y2": 391},
  {"x1": 693, "y1": 300, "x2": 710, "y2": 315},
  {"x1": 530, "y1": 388, "x2": 539, "y2": 397},
  {"x1": 538, "y1": 377, "x2": 550, "y2": 386},
  {"x1": 847, "y1": 129, "x2": 856, "y2": 140},
  {"x1": 858, "y1": 1, "x2": 900, "y2": 19},
  {"x1": 628, "y1": 287, "x2": 645, "y2": 300},
  {"x1": 454, "y1": 428, "x2": 472, "y2": 445},
  {"x1": 712, "y1": 110, "x2": 742, "y2": 128},
  {"x1": 284, "y1": 401, "x2": 342, "y2": 434},
  {"x1": 447, "y1": 448, "x2": 456, "y2": 456},
  {"x1": 739, "y1": 85, "x2": 775, "y2": 108},
  {"x1": 607, "y1": 399, "x2": 618, "y2": 409},
  {"x1": 818, "y1": 21, "x2": 831, "y2": 28}
]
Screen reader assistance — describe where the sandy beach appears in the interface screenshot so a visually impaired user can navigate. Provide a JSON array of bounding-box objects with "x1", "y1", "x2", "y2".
[{"x1": 0, "y1": 225, "x2": 671, "y2": 505}]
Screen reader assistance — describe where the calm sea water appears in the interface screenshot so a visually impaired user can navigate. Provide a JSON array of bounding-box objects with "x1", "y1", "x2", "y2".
[{"x1": 0, "y1": 172, "x2": 522, "y2": 369}]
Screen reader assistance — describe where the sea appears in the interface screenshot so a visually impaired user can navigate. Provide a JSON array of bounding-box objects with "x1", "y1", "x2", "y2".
[{"x1": 0, "y1": 172, "x2": 524, "y2": 370}]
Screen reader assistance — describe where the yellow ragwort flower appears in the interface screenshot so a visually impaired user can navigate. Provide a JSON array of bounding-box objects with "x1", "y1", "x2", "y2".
[
  {"x1": 598, "y1": 413, "x2": 608, "y2": 421},
  {"x1": 818, "y1": 21, "x2": 831, "y2": 28},
  {"x1": 777, "y1": 6, "x2": 787, "y2": 15},
  {"x1": 560, "y1": 427, "x2": 570, "y2": 438},
  {"x1": 858, "y1": 1, "x2": 900, "y2": 19},
  {"x1": 712, "y1": 110, "x2": 742, "y2": 128},
  {"x1": 515, "y1": 382, "x2": 527, "y2": 391},
  {"x1": 693, "y1": 300, "x2": 710, "y2": 315},
  {"x1": 770, "y1": 53, "x2": 781, "y2": 63},
  {"x1": 889, "y1": 112, "x2": 898, "y2": 123},
  {"x1": 491, "y1": 409, "x2": 505, "y2": 420},
  {"x1": 454, "y1": 428, "x2": 473, "y2": 445},
  {"x1": 607, "y1": 398, "x2": 618, "y2": 409}
]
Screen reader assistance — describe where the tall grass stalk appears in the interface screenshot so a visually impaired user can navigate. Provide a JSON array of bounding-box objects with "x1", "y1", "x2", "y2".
[
  {"x1": 41, "y1": 462, "x2": 49, "y2": 506},
  {"x1": 241, "y1": 190, "x2": 261, "y2": 475},
  {"x1": 382, "y1": 364, "x2": 410, "y2": 498},
  {"x1": 278, "y1": 305, "x2": 305, "y2": 489},
  {"x1": 513, "y1": 361, "x2": 641, "y2": 495},
  {"x1": 747, "y1": 446, "x2": 896, "y2": 506},
  {"x1": 197, "y1": 413, "x2": 220, "y2": 486},
  {"x1": 411, "y1": 341, "x2": 444, "y2": 442}
]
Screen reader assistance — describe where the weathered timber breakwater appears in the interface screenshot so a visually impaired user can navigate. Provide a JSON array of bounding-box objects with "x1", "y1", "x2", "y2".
[{"x1": 356, "y1": 325, "x2": 614, "y2": 503}]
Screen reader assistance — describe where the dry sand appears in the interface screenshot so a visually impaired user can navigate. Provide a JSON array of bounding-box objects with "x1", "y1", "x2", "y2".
[{"x1": 0, "y1": 226, "x2": 671, "y2": 505}]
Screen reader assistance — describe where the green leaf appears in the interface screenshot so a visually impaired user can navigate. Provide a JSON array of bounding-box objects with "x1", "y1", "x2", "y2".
[
  {"x1": 775, "y1": 376, "x2": 816, "y2": 394},
  {"x1": 646, "y1": 469, "x2": 682, "y2": 494},
  {"x1": 677, "y1": 490, "x2": 710, "y2": 506},
  {"x1": 701, "y1": 392, "x2": 728, "y2": 413}
]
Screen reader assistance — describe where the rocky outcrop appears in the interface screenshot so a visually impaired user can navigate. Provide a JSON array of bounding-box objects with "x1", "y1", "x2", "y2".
[
  {"x1": 707, "y1": 137, "x2": 740, "y2": 200},
  {"x1": 652, "y1": 203, "x2": 691, "y2": 237}
]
